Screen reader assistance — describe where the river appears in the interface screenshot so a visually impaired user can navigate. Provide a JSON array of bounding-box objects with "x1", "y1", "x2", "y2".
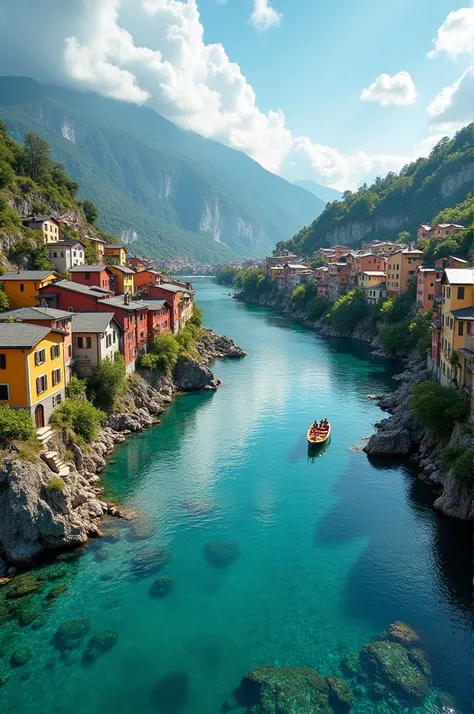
[{"x1": 0, "y1": 279, "x2": 471, "y2": 714}]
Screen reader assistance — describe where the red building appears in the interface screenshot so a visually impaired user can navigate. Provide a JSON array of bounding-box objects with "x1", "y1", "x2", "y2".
[
  {"x1": 69, "y1": 265, "x2": 111, "y2": 291},
  {"x1": 134, "y1": 269, "x2": 163, "y2": 292},
  {"x1": 38, "y1": 280, "x2": 112, "y2": 313},
  {"x1": 148, "y1": 283, "x2": 192, "y2": 333},
  {"x1": 416, "y1": 267, "x2": 437, "y2": 314},
  {"x1": 97, "y1": 295, "x2": 149, "y2": 372},
  {"x1": 145, "y1": 300, "x2": 172, "y2": 343}
]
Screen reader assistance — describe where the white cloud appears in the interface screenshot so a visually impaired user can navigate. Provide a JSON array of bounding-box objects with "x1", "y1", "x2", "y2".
[
  {"x1": 249, "y1": 0, "x2": 283, "y2": 32},
  {"x1": 427, "y1": 65, "x2": 474, "y2": 130},
  {"x1": 428, "y1": 7, "x2": 474, "y2": 59},
  {"x1": 360, "y1": 71, "x2": 417, "y2": 106}
]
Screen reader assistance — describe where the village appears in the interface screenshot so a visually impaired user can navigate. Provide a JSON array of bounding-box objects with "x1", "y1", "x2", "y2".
[
  {"x1": 262, "y1": 221, "x2": 473, "y2": 403},
  {"x1": 0, "y1": 213, "x2": 195, "y2": 431}
]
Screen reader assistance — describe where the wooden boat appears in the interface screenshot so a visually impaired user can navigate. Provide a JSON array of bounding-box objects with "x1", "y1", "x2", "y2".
[{"x1": 307, "y1": 421, "x2": 331, "y2": 447}]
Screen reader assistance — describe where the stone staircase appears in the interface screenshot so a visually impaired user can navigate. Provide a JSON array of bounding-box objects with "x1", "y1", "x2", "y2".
[
  {"x1": 41, "y1": 450, "x2": 70, "y2": 478},
  {"x1": 36, "y1": 426, "x2": 54, "y2": 447}
]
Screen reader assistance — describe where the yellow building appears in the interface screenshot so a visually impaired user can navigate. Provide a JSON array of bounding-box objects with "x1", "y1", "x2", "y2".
[
  {"x1": 0, "y1": 270, "x2": 60, "y2": 309},
  {"x1": 439, "y1": 268, "x2": 474, "y2": 389},
  {"x1": 0, "y1": 323, "x2": 66, "y2": 427},
  {"x1": 104, "y1": 244, "x2": 128, "y2": 266},
  {"x1": 21, "y1": 215, "x2": 60, "y2": 244},
  {"x1": 108, "y1": 265, "x2": 135, "y2": 295},
  {"x1": 386, "y1": 247, "x2": 424, "y2": 298},
  {"x1": 87, "y1": 237, "x2": 106, "y2": 262},
  {"x1": 358, "y1": 271, "x2": 387, "y2": 304}
]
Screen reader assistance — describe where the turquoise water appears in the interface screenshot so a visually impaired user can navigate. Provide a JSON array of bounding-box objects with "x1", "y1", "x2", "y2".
[{"x1": 0, "y1": 279, "x2": 471, "y2": 713}]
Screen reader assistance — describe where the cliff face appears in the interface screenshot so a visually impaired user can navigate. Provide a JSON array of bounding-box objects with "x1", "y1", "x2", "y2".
[{"x1": 323, "y1": 215, "x2": 409, "y2": 248}]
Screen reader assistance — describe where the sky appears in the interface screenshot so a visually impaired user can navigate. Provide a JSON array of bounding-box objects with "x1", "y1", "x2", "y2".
[{"x1": 0, "y1": 0, "x2": 472, "y2": 191}]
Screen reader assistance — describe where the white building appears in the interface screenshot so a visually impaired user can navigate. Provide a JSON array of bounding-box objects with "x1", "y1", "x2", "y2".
[
  {"x1": 48, "y1": 241, "x2": 85, "y2": 274},
  {"x1": 71, "y1": 312, "x2": 122, "y2": 375}
]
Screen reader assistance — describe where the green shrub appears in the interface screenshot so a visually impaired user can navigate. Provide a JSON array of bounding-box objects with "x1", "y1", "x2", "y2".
[
  {"x1": 47, "y1": 476, "x2": 66, "y2": 492},
  {"x1": 50, "y1": 399, "x2": 105, "y2": 442},
  {"x1": 0, "y1": 287, "x2": 8, "y2": 310},
  {"x1": 148, "y1": 334, "x2": 181, "y2": 373},
  {"x1": 0, "y1": 406, "x2": 35, "y2": 448},
  {"x1": 189, "y1": 306, "x2": 203, "y2": 327},
  {"x1": 140, "y1": 353, "x2": 161, "y2": 371},
  {"x1": 17, "y1": 436, "x2": 42, "y2": 463},
  {"x1": 441, "y1": 447, "x2": 474, "y2": 485},
  {"x1": 66, "y1": 375, "x2": 87, "y2": 399},
  {"x1": 411, "y1": 382, "x2": 469, "y2": 441},
  {"x1": 87, "y1": 354, "x2": 126, "y2": 411},
  {"x1": 327, "y1": 288, "x2": 367, "y2": 332}
]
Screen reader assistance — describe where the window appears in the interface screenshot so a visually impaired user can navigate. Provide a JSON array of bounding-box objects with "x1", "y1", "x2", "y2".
[
  {"x1": 408, "y1": 270, "x2": 414, "y2": 275},
  {"x1": 68, "y1": 307, "x2": 74, "y2": 313},
  {"x1": 77, "y1": 336, "x2": 84, "y2": 349},
  {"x1": 56, "y1": 393, "x2": 62, "y2": 405},
  {"x1": 457, "y1": 287, "x2": 465, "y2": 300},
  {"x1": 50, "y1": 344, "x2": 60, "y2": 359},
  {"x1": 467, "y1": 322, "x2": 472, "y2": 335},
  {"x1": 0, "y1": 384, "x2": 8, "y2": 400},
  {"x1": 35, "y1": 349, "x2": 46, "y2": 366},
  {"x1": 61, "y1": 252, "x2": 64, "y2": 258},
  {"x1": 53, "y1": 252, "x2": 57, "y2": 258},
  {"x1": 113, "y1": 331, "x2": 116, "y2": 343},
  {"x1": 36, "y1": 375, "x2": 47, "y2": 395},
  {"x1": 85, "y1": 272, "x2": 91, "y2": 280},
  {"x1": 450, "y1": 318, "x2": 454, "y2": 329},
  {"x1": 458, "y1": 322, "x2": 464, "y2": 336},
  {"x1": 20, "y1": 284, "x2": 24, "y2": 292},
  {"x1": 0, "y1": 354, "x2": 5, "y2": 370},
  {"x1": 428, "y1": 294, "x2": 434, "y2": 301},
  {"x1": 447, "y1": 287, "x2": 451, "y2": 298},
  {"x1": 86, "y1": 337, "x2": 91, "y2": 349},
  {"x1": 68, "y1": 344, "x2": 72, "y2": 357},
  {"x1": 52, "y1": 368, "x2": 61, "y2": 386}
]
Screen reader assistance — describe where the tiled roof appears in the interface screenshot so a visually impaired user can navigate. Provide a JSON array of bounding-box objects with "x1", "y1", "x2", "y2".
[
  {"x1": 363, "y1": 271, "x2": 387, "y2": 276},
  {"x1": 443, "y1": 268, "x2": 474, "y2": 285},
  {"x1": 0, "y1": 323, "x2": 51, "y2": 348},
  {"x1": 156, "y1": 282, "x2": 190, "y2": 294},
  {"x1": 144, "y1": 300, "x2": 169, "y2": 310},
  {"x1": 71, "y1": 312, "x2": 117, "y2": 333},
  {"x1": 104, "y1": 244, "x2": 127, "y2": 250},
  {"x1": 97, "y1": 295, "x2": 149, "y2": 311},
  {"x1": 109, "y1": 265, "x2": 135, "y2": 274},
  {"x1": 0, "y1": 307, "x2": 73, "y2": 321},
  {"x1": 438, "y1": 223, "x2": 465, "y2": 229},
  {"x1": 47, "y1": 240, "x2": 85, "y2": 248},
  {"x1": 450, "y1": 307, "x2": 474, "y2": 320},
  {"x1": 69, "y1": 265, "x2": 107, "y2": 273},
  {"x1": 45, "y1": 280, "x2": 111, "y2": 296},
  {"x1": 0, "y1": 270, "x2": 57, "y2": 281},
  {"x1": 22, "y1": 215, "x2": 55, "y2": 223}
]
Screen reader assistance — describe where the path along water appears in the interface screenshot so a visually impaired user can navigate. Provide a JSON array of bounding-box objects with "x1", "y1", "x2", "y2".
[{"x1": 0, "y1": 279, "x2": 471, "y2": 714}]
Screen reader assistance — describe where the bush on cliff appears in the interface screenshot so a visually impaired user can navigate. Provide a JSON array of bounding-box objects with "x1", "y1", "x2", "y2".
[
  {"x1": 441, "y1": 447, "x2": 474, "y2": 485},
  {"x1": 379, "y1": 313, "x2": 431, "y2": 357},
  {"x1": 87, "y1": 354, "x2": 126, "y2": 411},
  {"x1": 142, "y1": 334, "x2": 181, "y2": 374},
  {"x1": 66, "y1": 375, "x2": 87, "y2": 399},
  {"x1": 215, "y1": 266, "x2": 240, "y2": 286},
  {"x1": 327, "y1": 288, "x2": 367, "y2": 332},
  {"x1": 411, "y1": 382, "x2": 469, "y2": 441},
  {"x1": 0, "y1": 406, "x2": 35, "y2": 448},
  {"x1": 50, "y1": 399, "x2": 105, "y2": 443},
  {"x1": 189, "y1": 306, "x2": 203, "y2": 327}
]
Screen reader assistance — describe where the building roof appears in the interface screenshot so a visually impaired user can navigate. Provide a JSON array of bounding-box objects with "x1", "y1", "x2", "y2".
[
  {"x1": 69, "y1": 264, "x2": 107, "y2": 273},
  {"x1": 22, "y1": 214, "x2": 57, "y2": 223},
  {"x1": 71, "y1": 312, "x2": 118, "y2": 333},
  {"x1": 270, "y1": 266, "x2": 284, "y2": 271},
  {"x1": 144, "y1": 299, "x2": 170, "y2": 310},
  {"x1": 0, "y1": 323, "x2": 52, "y2": 349},
  {"x1": 419, "y1": 224, "x2": 431, "y2": 231},
  {"x1": 371, "y1": 282, "x2": 387, "y2": 290},
  {"x1": 86, "y1": 236, "x2": 106, "y2": 244},
  {"x1": 108, "y1": 265, "x2": 135, "y2": 274},
  {"x1": 438, "y1": 223, "x2": 465, "y2": 229},
  {"x1": 1, "y1": 270, "x2": 59, "y2": 282},
  {"x1": 287, "y1": 264, "x2": 312, "y2": 270},
  {"x1": 417, "y1": 267, "x2": 436, "y2": 273},
  {"x1": 401, "y1": 247, "x2": 424, "y2": 255},
  {"x1": 434, "y1": 256, "x2": 468, "y2": 265},
  {"x1": 451, "y1": 307, "x2": 474, "y2": 320},
  {"x1": 104, "y1": 244, "x2": 127, "y2": 250},
  {"x1": 45, "y1": 280, "x2": 112, "y2": 296},
  {"x1": 0, "y1": 307, "x2": 73, "y2": 322},
  {"x1": 136, "y1": 268, "x2": 161, "y2": 276},
  {"x1": 97, "y1": 295, "x2": 149, "y2": 311},
  {"x1": 48, "y1": 240, "x2": 85, "y2": 248},
  {"x1": 156, "y1": 282, "x2": 190, "y2": 294},
  {"x1": 363, "y1": 271, "x2": 387, "y2": 276},
  {"x1": 443, "y1": 268, "x2": 474, "y2": 285}
]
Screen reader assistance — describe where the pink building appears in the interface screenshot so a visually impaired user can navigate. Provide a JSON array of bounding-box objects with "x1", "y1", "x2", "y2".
[
  {"x1": 417, "y1": 224, "x2": 466, "y2": 243},
  {"x1": 416, "y1": 267, "x2": 437, "y2": 314}
]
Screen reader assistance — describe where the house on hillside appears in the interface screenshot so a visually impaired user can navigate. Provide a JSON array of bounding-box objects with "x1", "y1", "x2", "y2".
[
  {"x1": 145, "y1": 300, "x2": 172, "y2": 343},
  {"x1": 148, "y1": 283, "x2": 193, "y2": 333},
  {"x1": 416, "y1": 267, "x2": 437, "y2": 315},
  {"x1": 71, "y1": 313, "x2": 122, "y2": 375},
  {"x1": 38, "y1": 279, "x2": 112, "y2": 312},
  {"x1": 47, "y1": 241, "x2": 85, "y2": 273},
  {"x1": 69, "y1": 265, "x2": 111, "y2": 291},
  {"x1": 104, "y1": 244, "x2": 128, "y2": 266},
  {"x1": 417, "y1": 224, "x2": 466, "y2": 243},
  {"x1": 386, "y1": 247, "x2": 424, "y2": 298},
  {"x1": 359, "y1": 271, "x2": 388, "y2": 304},
  {"x1": 108, "y1": 265, "x2": 135, "y2": 295},
  {"x1": 22, "y1": 215, "x2": 60, "y2": 244},
  {"x1": 96, "y1": 295, "x2": 149, "y2": 372},
  {"x1": 0, "y1": 270, "x2": 61, "y2": 309}
]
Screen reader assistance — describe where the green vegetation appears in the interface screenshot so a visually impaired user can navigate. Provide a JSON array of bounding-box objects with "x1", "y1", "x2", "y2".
[
  {"x1": 141, "y1": 334, "x2": 182, "y2": 374},
  {"x1": 235, "y1": 268, "x2": 276, "y2": 300},
  {"x1": 216, "y1": 266, "x2": 240, "y2": 286},
  {"x1": 327, "y1": 288, "x2": 367, "y2": 332},
  {"x1": 50, "y1": 399, "x2": 105, "y2": 443},
  {"x1": 66, "y1": 375, "x2": 87, "y2": 399},
  {"x1": 411, "y1": 382, "x2": 469, "y2": 441},
  {"x1": 189, "y1": 306, "x2": 203, "y2": 327},
  {"x1": 79, "y1": 199, "x2": 98, "y2": 225},
  {"x1": 276, "y1": 125, "x2": 473, "y2": 255},
  {"x1": 0, "y1": 406, "x2": 35, "y2": 448},
  {"x1": 0, "y1": 287, "x2": 8, "y2": 310},
  {"x1": 47, "y1": 476, "x2": 66, "y2": 492},
  {"x1": 441, "y1": 447, "x2": 473, "y2": 485},
  {"x1": 289, "y1": 282, "x2": 330, "y2": 320},
  {"x1": 379, "y1": 312, "x2": 432, "y2": 358},
  {"x1": 87, "y1": 354, "x2": 126, "y2": 411}
]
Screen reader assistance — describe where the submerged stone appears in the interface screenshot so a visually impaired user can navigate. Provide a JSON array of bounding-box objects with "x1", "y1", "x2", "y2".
[
  {"x1": 326, "y1": 677, "x2": 354, "y2": 712},
  {"x1": 101, "y1": 529, "x2": 121, "y2": 544},
  {"x1": 407, "y1": 648, "x2": 431, "y2": 679},
  {"x1": 54, "y1": 619, "x2": 91, "y2": 652},
  {"x1": 203, "y1": 541, "x2": 240, "y2": 569},
  {"x1": 361, "y1": 640, "x2": 429, "y2": 703},
  {"x1": 11, "y1": 647, "x2": 33, "y2": 667},
  {"x1": 19, "y1": 606, "x2": 39, "y2": 626},
  {"x1": 6, "y1": 575, "x2": 39, "y2": 599},
  {"x1": 95, "y1": 547, "x2": 110, "y2": 562},
  {"x1": 47, "y1": 585, "x2": 68, "y2": 600},
  {"x1": 149, "y1": 577, "x2": 174, "y2": 599},
  {"x1": 127, "y1": 518, "x2": 156, "y2": 542},
  {"x1": 43, "y1": 563, "x2": 69, "y2": 581},
  {"x1": 150, "y1": 671, "x2": 190, "y2": 713},
  {"x1": 130, "y1": 546, "x2": 170, "y2": 577},
  {"x1": 82, "y1": 629, "x2": 118, "y2": 664},
  {"x1": 381, "y1": 621, "x2": 420, "y2": 647},
  {"x1": 340, "y1": 651, "x2": 360, "y2": 677},
  {"x1": 56, "y1": 549, "x2": 84, "y2": 563},
  {"x1": 0, "y1": 673, "x2": 9, "y2": 686}
]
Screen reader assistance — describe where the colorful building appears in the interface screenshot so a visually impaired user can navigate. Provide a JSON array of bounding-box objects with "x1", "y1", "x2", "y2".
[
  {"x1": 134, "y1": 269, "x2": 163, "y2": 292},
  {"x1": 265, "y1": 252, "x2": 298, "y2": 275},
  {"x1": 145, "y1": 300, "x2": 172, "y2": 343},
  {"x1": 148, "y1": 283, "x2": 193, "y2": 334},
  {"x1": 314, "y1": 267, "x2": 329, "y2": 298},
  {"x1": 0, "y1": 323, "x2": 66, "y2": 427},
  {"x1": 86, "y1": 236, "x2": 106, "y2": 262},
  {"x1": 71, "y1": 312, "x2": 122, "y2": 375},
  {"x1": 437, "y1": 268, "x2": 474, "y2": 389},
  {"x1": 359, "y1": 271, "x2": 388, "y2": 304},
  {"x1": 22, "y1": 215, "x2": 60, "y2": 244},
  {"x1": 361, "y1": 240, "x2": 400, "y2": 255},
  {"x1": 97, "y1": 295, "x2": 149, "y2": 372},
  {"x1": 417, "y1": 223, "x2": 466, "y2": 243},
  {"x1": 416, "y1": 267, "x2": 437, "y2": 314},
  {"x1": 104, "y1": 244, "x2": 128, "y2": 266},
  {"x1": 47, "y1": 241, "x2": 85, "y2": 274},
  {"x1": 352, "y1": 253, "x2": 387, "y2": 286},
  {"x1": 327, "y1": 260, "x2": 350, "y2": 301},
  {"x1": 0, "y1": 270, "x2": 61, "y2": 309},
  {"x1": 108, "y1": 265, "x2": 135, "y2": 295},
  {"x1": 69, "y1": 265, "x2": 111, "y2": 291},
  {"x1": 386, "y1": 247, "x2": 424, "y2": 298},
  {"x1": 38, "y1": 279, "x2": 112, "y2": 313}
]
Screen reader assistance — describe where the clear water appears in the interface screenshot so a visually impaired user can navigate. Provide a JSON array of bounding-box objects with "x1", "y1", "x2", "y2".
[{"x1": 0, "y1": 279, "x2": 471, "y2": 714}]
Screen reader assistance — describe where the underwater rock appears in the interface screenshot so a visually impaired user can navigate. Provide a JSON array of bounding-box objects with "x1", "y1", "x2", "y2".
[
  {"x1": 6, "y1": 574, "x2": 39, "y2": 599},
  {"x1": 232, "y1": 666, "x2": 332, "y2": 714},
  {"x1": 100, "y1": 572, "x2": 115, "y2": 582},
  {"x1": 82, "y1": 629, "x2": 118, "y2": 664},
  {"x1": 352, "y1": 684, "x2": 364, "y2": 699},
  {"x1": 0, "y1": 673, "x2": 9, "y2": 686},
  {"x1": 31, "y1": 615, "x2": 47, "y2": 630},
  {"x1": 130, "y1": 546, "x2": 170, "y2": 577},
  {"x1": 95, "y1": 547, "x2": 110, "y2": 562},
  {"x1": 56, "y1": 549, "x2": 84, "y2": 563},
  {"x1": 149, "y1": 577, "x2": 174, "y2": 599},
  {"x1": 47, "y1": 585, "x2": 68, "y2": 600},
  {"x1": 127, "y1": 518, "x2": 156, "y2": 542},
  {"x1": 407, "y1": 648, "x2": 431, "y2": 679},
  {"x1": 361, "y1": 640, "x2": 429, "y2": 703},
  {"x1": 381, "y1": 621, "x2": 420, "y2": 647},
  {"x1": 41, "y1": 563, "x2": 69, "y2": 581},
  {"x1": 150, "y1": 672, "x2": 190, "y2": 713},
  {"x1": 19, "y1": 605, "x2": 39, "y2": 626},
  {"x1": 203, "y1": 541, "x2": 240, "y2": 569},
  {"x1": 54, "y1": 619, "x2": 91, "y2": 652},
  {"x1": 368, "y1": 681, "x2": 386, "y2": 700},
  {"x1": 340, "y1": 651, "x2": 360, "y2": 677},
  {"x1": 326, "y1": 677, "x2": 354, "y2": 712},
  {"x1": 11, "y1": 647, "x2": 33, "y2": 667},
  {"x1": 101, "y1": 529, "x2": 121, "y2": 544}
]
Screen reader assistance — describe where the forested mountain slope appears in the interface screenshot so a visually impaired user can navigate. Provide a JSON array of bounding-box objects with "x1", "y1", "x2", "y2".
[
  {"x1": 0, "y1": 77, "x2": 325, "y2": 261},
  {"x1": 277, "y1": 126, "x2": 474, "y2": 255}
]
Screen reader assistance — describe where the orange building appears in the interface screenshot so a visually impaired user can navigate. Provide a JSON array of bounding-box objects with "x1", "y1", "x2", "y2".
[
  {"x1": 416, "y1": 267, "x2": 437, "y2": 314},
  {"x1": 386, "y1": 247, "x2": 424, "y2": 298}
]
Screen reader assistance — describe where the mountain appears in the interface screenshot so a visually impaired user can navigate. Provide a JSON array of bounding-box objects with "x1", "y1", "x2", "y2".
[
  {"x1": 293, "y1": 180, "x2": 343, "y2": 204},
  {"x1": 277, "y1": 125, "x2": 474, "y2": 255},
  {"x1": 0, "y1": 77, "x2": 325, "y2": 262}
]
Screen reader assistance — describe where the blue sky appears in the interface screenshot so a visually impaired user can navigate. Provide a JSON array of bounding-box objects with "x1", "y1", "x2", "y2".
[{"x1": 0, "y1": 0, "x2": 472, "y2": 190}]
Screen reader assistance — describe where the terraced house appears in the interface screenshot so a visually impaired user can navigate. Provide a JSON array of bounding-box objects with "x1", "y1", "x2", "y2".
[
  {"x1": 0, "y1": 270, "x2": 61, "y2": 309},
  {"x1": 386, "y1": 248, "x2": 423, "y2": 298},
  {"x1": 0, "y1": 323, "x2": 66, "y2": 428}
]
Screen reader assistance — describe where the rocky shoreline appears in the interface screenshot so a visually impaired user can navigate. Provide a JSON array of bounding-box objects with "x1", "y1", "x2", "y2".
[{"x1": 0, "y1": 330, "x2": 245, "y2": 575}]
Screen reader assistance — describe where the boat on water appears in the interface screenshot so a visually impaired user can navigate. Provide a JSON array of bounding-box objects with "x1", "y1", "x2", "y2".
[{"x1": 307, "y1": 420, "x2": 331, "y2": 447}]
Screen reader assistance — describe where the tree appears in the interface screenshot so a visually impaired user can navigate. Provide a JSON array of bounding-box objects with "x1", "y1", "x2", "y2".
[
  {"x1": 0, "y1": 406, "x2": 35, "y2": 447},
  {"x1": 0, "y1": 287, "x2": 8, "y2": 310},
  {"x1": 189, "y1": 306, "x2": 203, "y2": 327},
  {"x1": 22, "y1": 133, "x2": 52, "y2": 183},
  {"x1": 80, "y1": 200, "x2": 99, "y2": 225},
  {"x1": 411, "y1": 381, "x2": 469, "y2": 441},
  {"x1": 50, "y1": 399, "x2": 105, "y2": 442},
  {"x1": 397, "y1": 231, "x2": 411, "y2": 244},
  {"x1": 87, "y1": 354, "x2": 126, "y2": 411},
  {"x1": 327, "y1": 289, "x2": 368, "y2": 332},
  {"x1": 147, "y1": 334, "x2": 181, "y2": 373}
]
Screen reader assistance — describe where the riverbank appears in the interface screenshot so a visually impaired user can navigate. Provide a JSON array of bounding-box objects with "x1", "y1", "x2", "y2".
[{"x1": 0, "y1": 329, "x2": 245, "y2": 574}]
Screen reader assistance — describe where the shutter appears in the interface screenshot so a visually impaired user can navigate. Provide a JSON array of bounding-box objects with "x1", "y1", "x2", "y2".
[
  {"x1": 50, "y1": 346, "x2": 54, "y2": 360},
  {"x1": 36, "y1": 377, "x2": 40, "y2": 395},
  {"x1": 35, "y1": 351, "x2": 39, "y2": 366},
  {"x1": 44, "y1": 375, "x2": 48, "y2": 391},
  {"x1": 52, "y1": 370, "x2": 55, "y2": 387}
]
